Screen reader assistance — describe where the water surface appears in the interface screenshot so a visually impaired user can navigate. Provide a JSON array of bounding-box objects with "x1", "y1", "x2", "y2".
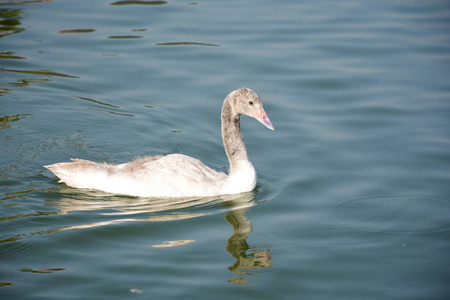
[{"x1": 1, "y1": 0, "x2": 449, "y2": 299}]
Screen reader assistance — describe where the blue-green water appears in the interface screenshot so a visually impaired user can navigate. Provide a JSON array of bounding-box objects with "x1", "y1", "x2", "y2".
[{"x1": 1, "y1": 0, "x2": 450, "y2": 299}]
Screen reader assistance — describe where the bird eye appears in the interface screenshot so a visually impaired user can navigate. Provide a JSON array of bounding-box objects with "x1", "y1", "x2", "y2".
[{"x1": 249, "y1": 101, "x2": 254, "y2": 105}]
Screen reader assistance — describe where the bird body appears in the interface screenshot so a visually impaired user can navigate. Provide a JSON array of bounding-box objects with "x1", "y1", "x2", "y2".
[{"x1": 45, "y1": 88, "x2": 274, "y2": 197}]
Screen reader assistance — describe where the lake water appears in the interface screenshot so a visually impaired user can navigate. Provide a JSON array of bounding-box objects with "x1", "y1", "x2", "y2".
[{"x1": 1, "y1": 0, "x2": 449, "y2": 299}]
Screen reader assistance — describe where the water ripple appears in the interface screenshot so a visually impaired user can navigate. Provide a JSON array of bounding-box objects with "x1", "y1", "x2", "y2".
[
  {"x1": 0, "y1": 190, "x2": 259, "y2": 246},
  {"x1": 323, "y1": 194, "x2": 450, "y2": 237},
  {"x1": 0, "y1": 239, "x2": 50, "y2": 260}
]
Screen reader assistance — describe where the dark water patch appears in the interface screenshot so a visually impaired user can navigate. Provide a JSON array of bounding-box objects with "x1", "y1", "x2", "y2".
[
  {"x1": 108, "y1": 35, "x2": 143, "y2": 39},
  {"x1": 0, "y1": 210, "x2": 59, "y2": 223},
  {"x1": 110, "y1": 0, "x2": 167, "y2": 5},
  {"x1": 0, "y1": 68, "x2": 79, "y2": 78},
  {"x1": 1, "y1": 78, "x2": 50, "y2": 87},
  {"x1": 88, "y1": 108, "x2": 135, "y2": 117},
  {"x1": 0, "y1": 87, "x2": 11, "y2": 95},
  {"x1": 0, "y1": 0, "x2": 51, "y2": 4},
  {"x1": 58, "y1": 28, "x2": 96, "y2": 34},
  {"x1": 19, "y1": 267, "x2": 67, "y2": 274},
  {"x1": 156, "y1": 42, "x2": 219, "y2": 47},
  {"x1": 74, "y1": 96, "x2": 120, "y2": 109},
  {"x1": 0, "y1": 51, "x2": 27, "y2": 60},
  {"x1": 73, "y1": 96, "x2": 134, "y2": 116}
]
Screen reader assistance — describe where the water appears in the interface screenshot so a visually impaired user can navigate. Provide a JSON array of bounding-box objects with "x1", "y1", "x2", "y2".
[{"x1": 1, "y1": 0, "x2": 449, "y2": 299}]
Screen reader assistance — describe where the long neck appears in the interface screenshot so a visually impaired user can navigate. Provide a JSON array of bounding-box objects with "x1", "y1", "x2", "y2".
[{"x1": 221, "y1": 98, "x2": 249, "y2": 174}]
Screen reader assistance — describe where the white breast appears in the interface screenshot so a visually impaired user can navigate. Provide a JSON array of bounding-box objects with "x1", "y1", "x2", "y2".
[{"x1": 221, "y1": 160, "x2": 256, "y2": 195}]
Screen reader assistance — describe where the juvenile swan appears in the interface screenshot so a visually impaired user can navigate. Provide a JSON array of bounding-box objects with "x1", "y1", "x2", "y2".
[{"x1": 45, "y1": 88, "x2": 274, "y2": 197}]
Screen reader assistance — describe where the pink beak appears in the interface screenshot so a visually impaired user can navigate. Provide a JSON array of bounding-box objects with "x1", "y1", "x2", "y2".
[{"x1": 255, "y1": 108, "x2": 275, "y2": 130}]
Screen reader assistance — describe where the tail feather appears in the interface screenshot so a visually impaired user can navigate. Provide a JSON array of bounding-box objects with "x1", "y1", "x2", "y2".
[{"x1": 45, "y1": 159, "x2": 114, "y2": 188}]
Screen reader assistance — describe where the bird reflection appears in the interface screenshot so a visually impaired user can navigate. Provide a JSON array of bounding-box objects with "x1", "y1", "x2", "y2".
[
  {"x1": 224, "y1": 196, "x2": 273, "y2": 285},
  {"x1": 1, "y1": 186, "x2": 273, "y2": 285},
  {"x1": 52, "y1": 188, "x2": 274, "y2": 283}
]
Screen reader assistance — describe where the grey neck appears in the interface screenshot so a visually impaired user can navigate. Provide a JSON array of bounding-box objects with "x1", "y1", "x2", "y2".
[{"x1": 221, "y1": 98, "x2": 249, "y2": 174}]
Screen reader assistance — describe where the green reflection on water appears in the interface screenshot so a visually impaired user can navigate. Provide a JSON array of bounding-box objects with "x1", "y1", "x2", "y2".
[
  {"x1": 0, "y1": 68, "x2": 79, "y2": 78},
  {"x1": 0, "y1": 8, "x2": 24, "y2": 39},
  {"x1": 0, "y1": 114, "x2": 30, "y2": 129}
]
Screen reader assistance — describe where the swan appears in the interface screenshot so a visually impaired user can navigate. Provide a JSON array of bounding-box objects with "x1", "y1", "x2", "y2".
[{"x1": 45, "y1": 87, "x2": 274, "y2": 197}]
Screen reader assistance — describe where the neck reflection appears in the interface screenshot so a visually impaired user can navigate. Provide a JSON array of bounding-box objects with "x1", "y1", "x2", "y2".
[{"x1": 224, "y1": 198, "x2": 273, "y2": 285}]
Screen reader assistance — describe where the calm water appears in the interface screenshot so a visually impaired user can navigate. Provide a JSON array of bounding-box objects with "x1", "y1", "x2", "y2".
[{"x1": 1, "y1": 0, "x2": 450, "y2": 299}]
